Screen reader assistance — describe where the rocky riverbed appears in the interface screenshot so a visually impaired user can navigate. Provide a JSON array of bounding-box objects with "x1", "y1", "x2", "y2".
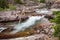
[
  {"x1": 0, "y1": 8, "x2": 57, "y2": 40},
  {"x1": 0, "y1": 17, "x2": 57, "y2": 40},
  {"x1": 0, "y1": 0, "x2": 60, "y2": 39}
]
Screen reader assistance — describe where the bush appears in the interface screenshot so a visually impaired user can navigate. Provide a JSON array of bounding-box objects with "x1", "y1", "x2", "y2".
[
  {"x1": 51, "y1": 11, "x2": 60, "y2": 40},
  {"x1": 14, "y1": 0, "x2": 23, "y2": 4},
  {"x1": 0, "y1": 0, "x2": 9, "y2": 9},
  {"x1": 53, "y1": 11, "x2": 60, "y2": 15},
  {"x1": 0, "y1": 4, "x2": 16, "y2": 11},
  {"x1": 39, "y1": 0, "x2": 45, "y2": 3},
  {"x1": 0, "y1": 7, "x2": 4, "y2": 11},
  {"x1": 9, "y1": 4, "x2": 16, "y2": 10},
  {"x1": 0, "y1": 0, "x2": 16, "y2": 11},
  {"x1": 31, "y1": 0, "x2": 45, "y2": 3},
  {"x1": 54, "y1": 24, "x2": 60, "y2": 37}
]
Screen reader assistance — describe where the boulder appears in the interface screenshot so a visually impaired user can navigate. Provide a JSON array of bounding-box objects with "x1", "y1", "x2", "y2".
[{"x1": 0, "y1": 11, "x2": 20, "y2": 22}]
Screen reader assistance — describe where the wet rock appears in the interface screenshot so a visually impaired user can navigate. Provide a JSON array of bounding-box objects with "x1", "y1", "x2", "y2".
[
  {"x1": 20, "y1": 16, "x2": 29, "y2": 22},
  {"x1": 0, "y1": 17, "x2": 55, "y2": 40},
  {"x1": 0, "y1": 27, "x2": 7, "y2": 33},
  {"x1": 45, "y1": 15, "x2": 54, "y2": 19}
]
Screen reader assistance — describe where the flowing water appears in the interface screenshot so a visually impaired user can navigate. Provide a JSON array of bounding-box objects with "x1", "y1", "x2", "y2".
[
  {"x1": 0, "y1": 9, "x2": 53, "y2": 39},
  {"x1": 35, "y1": 9, "x2": 52, "y2": 15},
  {"x1": 0, "y1": 9, "x2": 51, "y2": 35},
  {"x1": 10, "y1": 16, "x2": 44, "y2": 34}
]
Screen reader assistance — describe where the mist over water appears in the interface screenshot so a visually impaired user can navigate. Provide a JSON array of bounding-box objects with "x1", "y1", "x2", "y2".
[{"x1": 10, "y1": 16, "x2": 44, "y2": 34}]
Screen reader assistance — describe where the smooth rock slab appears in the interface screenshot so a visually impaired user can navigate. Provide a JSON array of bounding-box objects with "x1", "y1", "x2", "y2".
[{"x1": 0, "y1": 10, "x2": 20, "y2": 22}]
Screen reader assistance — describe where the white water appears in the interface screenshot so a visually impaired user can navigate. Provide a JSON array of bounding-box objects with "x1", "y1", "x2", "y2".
[
  {"x1": 10, "y1": 16, "x2": 44, "y2": 34},
  {"x1": 0, "y1": 27, "x2": 7, "y2": 33},
  {"x1": 35, "y1": 9, "x2": 51, "y2": 14}
]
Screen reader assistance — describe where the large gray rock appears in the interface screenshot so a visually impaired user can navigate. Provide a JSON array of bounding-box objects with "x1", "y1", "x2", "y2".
[{"x1": 0, "y1": 11, "x2": 20, "y2": 22}]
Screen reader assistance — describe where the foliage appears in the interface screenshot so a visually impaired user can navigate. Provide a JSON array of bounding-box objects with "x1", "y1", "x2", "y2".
[
  {"x1": 0, "y1": 7, "x2": 4, "y2": 11},
  {"x1": 40, "y1": 0, "x2": 45, "y2": 3},
  {"x1": 0, "y1": 0, "x2": 16, "y2": 11},
  {"x1": 8, "y1": 4, "x2": 16, "y2": 10},
  {"x1": 32, "y1": 0, "x2": 45, "y2": 3},
  {"x1": 0, "y1": 0, "x2": 9, "y2": 9},
  {"x1": 39, "y1": 0, "x2": 45, "y2": 3},
  {"x1": 53, "y1": 11, "x2": 60, "y2": 15},
  {"x1": 53, "y1": 24, "x2": 60, "y2": 37},
  {"x1": 51, "y1": 11, "x2": 60, "y2": 40},
  {"x1": 0, "y1": 4, "x2": 16, "y2": 11},
  {"x1": 14, "y1": 0, "x2": 23, "y2": 4}
]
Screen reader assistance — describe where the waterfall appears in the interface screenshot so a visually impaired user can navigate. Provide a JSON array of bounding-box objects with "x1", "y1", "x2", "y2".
[{"x1": 10, "y1": 16, "x2": 44, "y2": 34}]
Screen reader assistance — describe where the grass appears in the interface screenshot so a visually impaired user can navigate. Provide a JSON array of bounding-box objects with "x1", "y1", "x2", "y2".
[
  {"x1": 50, "y1": 11, "x2": 60, "y2": 40},
  {"x1": 8, "y1": 4, "x2": 16, "y2": 10},
  {"x1": 0, "y1": 4, "x2": 16, "y2": 11},
  {"x1": 0, "y1": 7, "x2": 4, "y2": 11}
]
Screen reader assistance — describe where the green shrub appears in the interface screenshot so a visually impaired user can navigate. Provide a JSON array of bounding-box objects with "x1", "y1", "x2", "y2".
[
  {"x1": 53, "y1": 11, "x2": 60, "y2": 15},
  {"x1": 51, "y1": 11, "x2": 60, "y2": 40},
  {"x1": 39, "y1": 0, "x2": 45, "y2": 3},
  {"x1": 0, "y1": 0, "x2": 9, "y2": 9},
  {"x1": 53, "y1": 24, "x2": 60, "y2": 37},
  {"x1": 0, "y1": 4, "x2": 16, "y2": 11},
  {"x1": 0, "y1": 7, "x2": 4, "y2": 11},
  {"x1": 32, "y1": 0, "x2": 45, "y2": 3},
  {"x1": 8, "y1": 4, "x2": 16, "y2": 10},
  {"x1": 14, "y1": 0, "x2": 23, "y2": 4}
]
